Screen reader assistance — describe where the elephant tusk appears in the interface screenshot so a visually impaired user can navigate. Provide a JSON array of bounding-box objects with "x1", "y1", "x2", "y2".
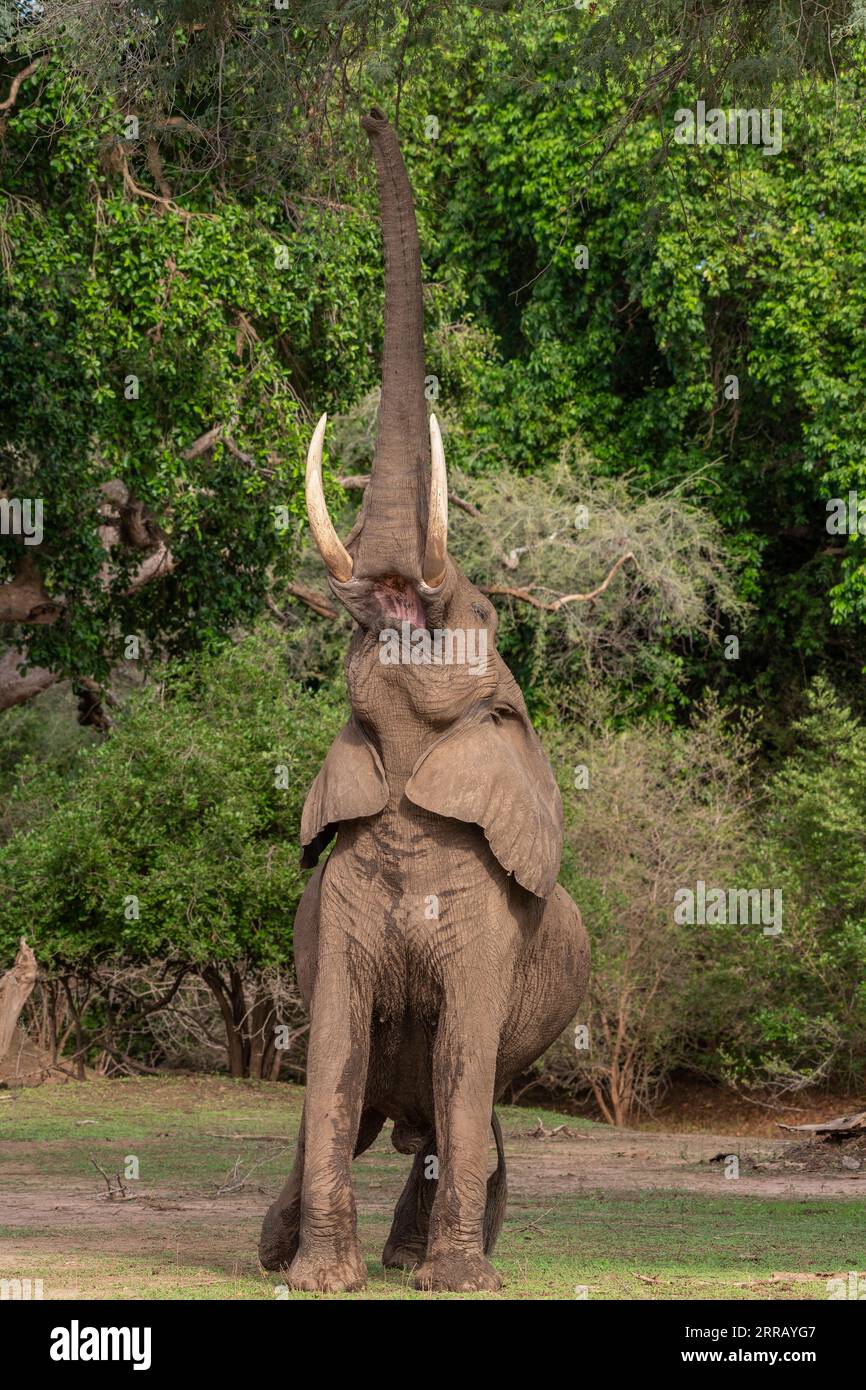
[
  {"x1": 423, "y1": 413, "x2": 448, "y2": 587},
  {"x1": 305, "y1": 413, "x2": 353, "y2": 583}
]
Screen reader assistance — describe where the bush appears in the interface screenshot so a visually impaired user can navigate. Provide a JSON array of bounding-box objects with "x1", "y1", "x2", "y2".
[
  {"x1": 546, "y1": 697, "x2": 756, "y2": 1124},
  {"x1": 537, "y1": 679, "x2": 866, "y2": 1119},
  {"x1": 0, "y1": 627, "x2": 345, "y2": 1074},
  {"x1": 714, "y1": 678, "x2": 866, "y2": 1094}
]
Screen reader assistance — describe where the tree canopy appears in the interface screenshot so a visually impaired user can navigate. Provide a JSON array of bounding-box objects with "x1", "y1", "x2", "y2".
[{"x1": 2, "y1": 1, "x2": 865, "y2": 1097}]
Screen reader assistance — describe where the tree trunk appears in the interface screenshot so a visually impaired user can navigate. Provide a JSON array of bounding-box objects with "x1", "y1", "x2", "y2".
[
  {"x1": 60, "y1": 976, "x2": 87, "y2": 1080},
  {"x1": 0, "y1": 939, "x2": 37, "y2": 1061},
  {"x1": 202, "y1": 964, "x2": 247, "y2": 1077},
  {"x1": 229, "y1": 967, "x2": 250, "y2": 1076},
  {"x1": 248, "y1": 988, "x2": 276, "y2": 1081}
]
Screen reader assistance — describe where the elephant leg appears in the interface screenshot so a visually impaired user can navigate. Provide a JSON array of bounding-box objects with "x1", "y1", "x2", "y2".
[
  {"x1": 260, "y1": 1105, "x2": 386, "y2": 1271},
  {"x1": 382, "y1": 1132, "x2": 437, "y2": 1269},
  {"x1": 414, "y1": 1009, "x2": 503, "y2": 1293},
  {"x1": 385, "y1": 1112, "x2": 505, "y2": 1272},
  {"x1": 286, "y1": 941, "x2": 374, "y2": 1293}
]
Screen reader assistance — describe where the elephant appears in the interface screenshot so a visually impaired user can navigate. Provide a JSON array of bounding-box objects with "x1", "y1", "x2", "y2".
[{"x1": 259, "y1": 106, "x2": 589, "y2": 1293}]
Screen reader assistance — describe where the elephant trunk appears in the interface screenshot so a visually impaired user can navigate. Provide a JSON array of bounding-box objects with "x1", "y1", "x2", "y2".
[{"x1": 356, "y1": 107, "x2": 430, "y2": 580}]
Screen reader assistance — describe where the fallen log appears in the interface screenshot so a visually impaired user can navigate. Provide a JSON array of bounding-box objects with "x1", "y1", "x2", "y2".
[{"x1": 777, "y1": 1110, "x2": 866, "y2": 1136}]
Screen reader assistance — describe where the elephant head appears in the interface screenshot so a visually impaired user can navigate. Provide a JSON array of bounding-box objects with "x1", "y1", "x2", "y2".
[{"x1": 300, "y1": 107, "x2": 563, "y2": 901}]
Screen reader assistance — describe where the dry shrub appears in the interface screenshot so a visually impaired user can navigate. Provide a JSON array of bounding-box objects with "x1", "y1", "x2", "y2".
[
  {"x1": 542, "y1": 696, "x2": 756, "y2": 1125},
  {"x1": 19, "y1": 964, "x2": 308, "y2": 1081}
]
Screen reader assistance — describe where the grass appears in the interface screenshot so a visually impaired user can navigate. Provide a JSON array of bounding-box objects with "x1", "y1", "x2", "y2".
[{"x1": 0, "y1": 1076, "x2": 862, "y2": 1300}]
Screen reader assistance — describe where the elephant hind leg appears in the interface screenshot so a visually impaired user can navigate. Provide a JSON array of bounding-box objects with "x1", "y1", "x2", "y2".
[
  {"x1": 383, "y1": 1112, "x2": 506, "y2": 1270},
  {"x1": 259, "y1": 1106, "x2": 386, "y2": 1272},
  {"x1": 382, "y1": 1132, "x2": 437, "y2": 1270}
]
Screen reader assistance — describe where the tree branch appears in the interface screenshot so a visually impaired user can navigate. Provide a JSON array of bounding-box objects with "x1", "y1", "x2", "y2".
[
  {"x1": 181, "y1": 424, "x2": 223, "y2": 460},
  {"x1": 123, "y1": 542, "x2": 174, "y2": 595},
  {"x1": 0, "y1": 483, "x2": 174, "y2": 710},
  {"x1": 0, "y1": 55, "x2": 48, "y2": 114},
  {"x1": 118, "y1": 150, "x2": 191, "y2": 223},
  {"x1": 268, "y1": 586, "x2": 337, "y2": 622},
  {"x1": 98, "y1": 480, "x2": 175, "y2": 593},
  {"x1": 0, "y1": 647, "x2": 56, "y2": 708},
  {"x1": 481, "y1": 551, "x2": 636, "y2": 611},
  {"x1": 0, "y1": 553, "x2": 61, "y2": 625},
  {"x1": 477, "y1": 584, "x2": 552, "y2": 611}
]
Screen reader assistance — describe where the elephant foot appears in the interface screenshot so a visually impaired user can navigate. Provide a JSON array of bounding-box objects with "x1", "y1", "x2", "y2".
[
  {"x1": 287, "y1": 1244, "x2": 367, "y2": 1293},
  {"x1": 382, "y1": 1240, "x2": 426, "y2": 1270},
  {"x1": 258, "y1": 1202, "x2": 300, "y2": 1271},
  {"x1": 414, "y1": 1250, "x2": 502, "y2": 1292}
]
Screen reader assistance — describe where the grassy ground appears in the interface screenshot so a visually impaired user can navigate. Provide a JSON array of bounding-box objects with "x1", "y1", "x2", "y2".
[{"x1": 1, "y1": 1076, "x2": 863, "y2": 1300}]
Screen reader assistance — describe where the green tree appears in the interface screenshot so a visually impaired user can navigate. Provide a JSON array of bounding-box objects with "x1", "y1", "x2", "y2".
[
  {"x1": 0, "y1": 57, "x2": 382, "y2": 708},
  {"x1": 714, "y1": 678, "x2": 866, "y2": 1092}
]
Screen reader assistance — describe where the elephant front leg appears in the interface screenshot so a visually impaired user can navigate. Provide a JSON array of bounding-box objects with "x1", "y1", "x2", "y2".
[
  {"x1": 414, "y1": 1012, "x2": 502, "y2": 1293},
  {"x1": 287, "y1": 948, "x2": 372, "y2": 1293}
]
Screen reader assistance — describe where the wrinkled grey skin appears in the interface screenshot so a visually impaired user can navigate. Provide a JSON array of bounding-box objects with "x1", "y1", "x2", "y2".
[{"x1": 259, "y1": 109, "x2": 589, "y2": 1293}]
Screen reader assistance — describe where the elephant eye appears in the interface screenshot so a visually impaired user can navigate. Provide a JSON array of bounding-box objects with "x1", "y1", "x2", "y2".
[{"x1": 471, "y1": 603, "x2": 488, "y2": 621}]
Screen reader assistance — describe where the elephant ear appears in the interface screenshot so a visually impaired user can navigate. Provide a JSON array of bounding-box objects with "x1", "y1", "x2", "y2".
[
  {"x1": 405, "y1": 708, "x2": 563, "y2": 897},
  {"x1": 300, "y1": 718, "x2": 388, "y2": 868}
]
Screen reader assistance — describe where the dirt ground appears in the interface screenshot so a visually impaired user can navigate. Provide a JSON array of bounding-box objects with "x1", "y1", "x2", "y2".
[
  {"x1": 503, "y1": 1119, "x2": 866, "y2": 1199},
  {"x1": 1, "y1": 1076, "x2": 863, "y2": 1300},
  {"x1": 7, "y1": 1113, "x2": 864, "y2": 1226}
]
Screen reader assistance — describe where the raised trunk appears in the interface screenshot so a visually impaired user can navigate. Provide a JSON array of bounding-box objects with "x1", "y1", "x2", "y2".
[{"x1": 356, "y1": 108, "x2": 429, "y2": 579}]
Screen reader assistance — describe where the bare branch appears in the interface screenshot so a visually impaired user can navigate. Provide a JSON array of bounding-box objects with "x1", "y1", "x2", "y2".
[
  {"x1": 118, "y1": 150, "x2": 192, "y2": 223},
  {"x1": 268, "y1": 586, "x2": 337, "y2": 622},
  {"x1": 481, "y1": 551, "x2": 636, "y2": 612},
  {"x1": 477, "y1": 584, "x2": 552, "y2": 612},
  {"x1": 0, "y1": 54, "x2": 48, "y2": 114},
  {"x1": 0, "y1": 648, "x2": 56, "y2": 709},
  {"x1": 123, "y1": 542, "x2": 174, "y2": 595},
  {"x1": 550, "y1": 550, "x2": 637, "y2": 608},
  {"x1": 182, "y1": 424, "x2": 223, "y2": 460}
]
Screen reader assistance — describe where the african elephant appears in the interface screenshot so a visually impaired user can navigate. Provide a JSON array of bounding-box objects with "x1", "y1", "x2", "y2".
[{"x1": 259, "y1": 107, "x2": 589, "y2": 1293}]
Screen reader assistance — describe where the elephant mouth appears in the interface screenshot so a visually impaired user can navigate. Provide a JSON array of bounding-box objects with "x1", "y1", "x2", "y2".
[{"x1": 375, "y1": 576, "x2": 428, "y2": 630}]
